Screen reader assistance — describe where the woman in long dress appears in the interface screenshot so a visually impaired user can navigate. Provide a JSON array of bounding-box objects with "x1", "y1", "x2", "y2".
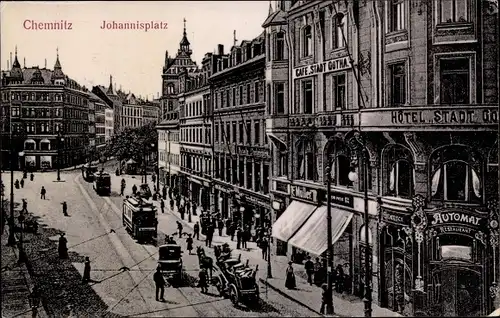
[{"x1": 285, "y1": 261, "x2": 296, "y2": 289}]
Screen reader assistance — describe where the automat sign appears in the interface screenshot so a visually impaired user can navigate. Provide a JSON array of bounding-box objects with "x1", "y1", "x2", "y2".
[
  {"x1": 293, "y1": 57, "x2": 351, "y2": 79},
  {"x1": 431, "y1": 211, "x2": 483, "y2": 227}
]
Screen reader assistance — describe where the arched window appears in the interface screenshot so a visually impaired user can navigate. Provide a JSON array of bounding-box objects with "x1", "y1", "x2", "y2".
[
  {"x1": 167, "y1": 83, "x2": 175, "y2": 95},
  {"x1": 24, "y1": 139, "x2": 36, "y2": 151},
  {"x1": 430, "y1": 145, "x2": 482, "y2": 203},
  {"x1": 302, "y1": 25, "x2": 313, "y2": 57},
  {"x1": 297, "y1": 139, "x2": 318, "y2": 181},
  {"x1": 332, "y1": 13, "x2": 347, "y2": 49},
  {"x1": 384, "y1": 145, "x2": 414, "y2": 198},
  {"x1": 325, "y1": 141, "x2": 353, "y2": 187},
  {"x1": 275, "y1": 32, "x2": 285, "y2": 61}
]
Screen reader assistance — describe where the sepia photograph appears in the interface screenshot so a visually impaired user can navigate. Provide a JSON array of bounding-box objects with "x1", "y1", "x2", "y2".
[{"x1": 0, "y1": 1, "x2": 499, "y2": 317}]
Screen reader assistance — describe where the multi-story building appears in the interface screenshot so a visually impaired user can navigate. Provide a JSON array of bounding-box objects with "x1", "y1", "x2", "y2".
[
  {"x1": 211, "y1": 34, "x2": 270, "y2": 232},
  {"x1": 265, "y1": 0, "x2": 499, "y2": 316},
  {"x1": 104, "y1": 106, "x2": 114, "y2": 142},
  {"x1": 92, "y1": 79, "x2": 122, "y2": 134},
  {"x1": 120, "y1": 92, "x2": 143, "y2": 129},
  {"x1": 178, "y1": 54, "x2": 214, "y2": 212},
  {"x1": 92, "y1": 93, "x2": 106, "y2": 153},
  {"x1": 157, "y1": 20, "x2": 197, "y2": 189},
  {"x1": 88, "y1": 93, "x2": 96, "y2": 160},
  {"x1": 142, "y1": 99, "x2": 161, "y2": 126},
  {"x1": 1, "y1": 49, "x2": 90, "y2": 170}
]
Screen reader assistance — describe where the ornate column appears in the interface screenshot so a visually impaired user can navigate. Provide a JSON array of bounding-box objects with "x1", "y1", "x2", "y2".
[
  {"x1": 488, "y1": 198, "x2": 500, "y2": 308},
  {"x1": 410, "y1": 194, "x2": 428, "y2": 311}
]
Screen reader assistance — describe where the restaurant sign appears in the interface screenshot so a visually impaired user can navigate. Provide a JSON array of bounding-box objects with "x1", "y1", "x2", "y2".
[
  {"x1": 293, "y1": 57, "x2": 351, "y2": 79},
  {"x1": 291, "y1": 185, "x2": 318, "y2": 204},
  {"x1": 382, "y1": 208, "x2": 411, "y2": 226},
  {"x1": 361, "y1": 106, "x2": 498, "y2": 129},
  {"x1": 430, "y1": 211, "x2": 484, "y2": 227}
]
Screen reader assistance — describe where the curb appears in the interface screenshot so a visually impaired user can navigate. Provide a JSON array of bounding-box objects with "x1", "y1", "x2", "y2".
[
  {"x1": 259, "y1": 278, "x2": 337, "y2": 318},
  {"x1": 12, "y1": 236, "x2": 49, "y2": 318}
]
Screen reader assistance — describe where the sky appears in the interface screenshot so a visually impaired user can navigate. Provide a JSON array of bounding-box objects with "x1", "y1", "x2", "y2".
[{"x1": 1, "y1": 1, "x2": 270, "y2": 99}]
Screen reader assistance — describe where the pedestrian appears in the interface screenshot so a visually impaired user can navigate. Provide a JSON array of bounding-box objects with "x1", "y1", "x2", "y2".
[
  {"x1": 335, "y1": 264, "x2": 344, "y2": 293},
  {"x1": 304, "y1": 256, "x2": 314, "y2": 285},
  {"x1": 217, "y1": 218, "x2": 224, "y2": 237},
  {"x1": 177, "y1": 221, "x2": 183, "y2": 238},
  {"x1": 30, "y1": 173, "x2": 34, "y2": 181},
  {"x1": 162, "y1": 186, "x2": 167, "y2": 200},
  {"x1": 320, "y1": 283, "x2": 333, "y2": 314},
  {"x1": 22, "y1": 199, "x2": 28, "y2": 212},
  {"x1": 164, "y1": 235, "x2": 171, "y2": 244},
  {"x1": 186, "y1": 201, "x2": 191, "y2": 216},
  {"x1": 15, "y1": 179, "x2": 20, "y2": 189},
  {"x1": 192, "y1": 202, "x2": 197, "y2": 216},
  {"x1": 40, "y1": 186, "x2": 46, "y2": 200},
  {"x1": 120, "y1": 179, "x2": 126, "y2": 196},
  {"x1": 152, "y1": 174, "x2": 156, "y2": 185},
  {"x1": 82, "y1": 256, "x2": 91, "y2": 283},
  {"x1": 260, "y1": 237, "x2": 269, "y2": 260},
  {"x1": 62, "y1": 201, "x2": 68, "y2": 216},
  {"x1": 236, "y1": 228, "x2": 242, "y2": 250},
  {"x1": 225, "y1": 218, "x2": 231, "y2": 236},
  {"x1": 160, "y1": 198, "x2": 165, "y2": 214},
  {"x1": 205, "y1": 224, "x2": 213, "y2": 248},
  {"x1": 132, "y1": 184, "x2": 137, "y2": 195},
  {"x1": 242, "y1": 227, "x2": 248, "y2": 249},
  {"x1": 169, "y1": 198, "x2": 174, "y2": 210},
  {"x1": 193, "y1": 222, "x2": 200, "y2": 240},
  {"x1": 198, "y1": 267, "x2": 209, "y2": 294},
  {"x1": 153, "y1": 266, "x2": 165, "y2": 302},
  {"x1": 58, "y1": 233, "x2": 68, "y2": 259},
  {"x1": 20, "y1": 178, "x2": 24, "y2": 188},
  {"x1": 314, "y1": 257, "x2": 323, "y2": 286},
  {"x1": 285, "y1": 261, "x2": 296, "y2": 289},
  {"x1": 186, "y1": 233, "x2": 194, "y2": 255},
  {"x1": 180, "y1": 205, "x2": 185, "y2": 220}
]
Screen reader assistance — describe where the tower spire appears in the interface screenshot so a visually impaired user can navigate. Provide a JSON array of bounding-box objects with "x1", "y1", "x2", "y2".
[
  {"x1": 183, "y1": 17, "x2": 186, "y2": 36},
  {"x1": 54, "y1": 47, "x2": 62, "y2": 69},
  {"x1": 233, "y1": 30, "x2": 237, "y2": 46}
]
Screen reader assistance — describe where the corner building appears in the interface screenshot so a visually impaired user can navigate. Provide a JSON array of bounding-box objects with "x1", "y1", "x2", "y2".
[
  {"x1": 211, "y1": 36, "x2": 271, "y2": 232},
  {"x1": 265, "y1": 0, "x2": 499, "y2": 316}
]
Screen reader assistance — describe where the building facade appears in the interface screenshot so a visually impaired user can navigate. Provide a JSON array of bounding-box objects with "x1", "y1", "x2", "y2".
[
  {"x1": 178, "y1": 55, "x2": 214, "y2": 212},
  {"x1": 104, "y1": 106, "x2": 114, "y2": 142},
  {"x1": 1, "y1": 49, "x2": 90, "y2": 170},
  {"x1": 88, "y1": 93, "x2": 96, "y2": 160},
  {"x1": 157, "y1": 21, "x2": 198, "y2": 190},
  {"x1": 93, "y1": 93, "x2": 106, "y2": 153},
  {"x1": 142, "y1": 99, "x2": 160, "y2": 126},
  {"x1": 266, "y1": 0, "x2": 499, "y2": 316},
  {"x1": 120, "y1": 92, "x2": 143, "y2": 129},
  {"x1": 210, "y1": 34, "x2": 271, "y2": 233}
]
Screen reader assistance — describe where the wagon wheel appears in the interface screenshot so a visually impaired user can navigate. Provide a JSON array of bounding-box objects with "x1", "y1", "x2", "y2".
[{"x1": 229, "y1": 284, "x2": 239, "y2": 305}]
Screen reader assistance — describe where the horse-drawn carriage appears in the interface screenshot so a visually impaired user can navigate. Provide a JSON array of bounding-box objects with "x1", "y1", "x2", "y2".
[{"x1": 211, "y1": 244, "x2": 259, "y2": 306}]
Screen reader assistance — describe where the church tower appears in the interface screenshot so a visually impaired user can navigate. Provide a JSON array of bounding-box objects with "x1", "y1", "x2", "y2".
[
  {"x1": 9, "y1": 46, "x2": 24, "y2": 84},
  {"x1": 51, "y1": 48, "x2": 66, "y2": 85}
]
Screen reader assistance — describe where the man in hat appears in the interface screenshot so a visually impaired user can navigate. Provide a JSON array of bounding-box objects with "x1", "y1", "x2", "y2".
[
  {"x1": 304, "y1": 256, "x2": 314, "y2": 285},
  {"x1": 58, "y1": 233, "x2": 68, "y2": 259},
  {"x1": 153, "y1": 266, "x2": 166, "y2": 302},
  {"x1": 186, "y1": 233, "x2": 194, "y2": 255},
  {"x1": 82, "y1": 256, "x2": 91, "y2": 283}
]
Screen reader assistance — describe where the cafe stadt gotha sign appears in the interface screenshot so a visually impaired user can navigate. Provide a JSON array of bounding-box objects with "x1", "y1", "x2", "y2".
[{"x1": 293, "y1": 57, "x2": 351, "y2": 79}]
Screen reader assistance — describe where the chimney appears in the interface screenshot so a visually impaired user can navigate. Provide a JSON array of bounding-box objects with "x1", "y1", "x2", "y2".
[
  {"x1": 45, "y1": 59, "x2": 47, "y2": 68},
  {"x1": 10, "y1": 52, "x2": 12, "y2": 68},
  {"x1": 217, "y1": 44, "x2": 224, "y2": 55}
]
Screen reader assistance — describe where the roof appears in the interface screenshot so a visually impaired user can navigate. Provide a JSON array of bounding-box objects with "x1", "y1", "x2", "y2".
[
  {"x1": 159, "y1": 244, "x2": 181, "y2": 249},
  {"x1": 262, "y1": 9, "x2": 287, "y2": 28}
]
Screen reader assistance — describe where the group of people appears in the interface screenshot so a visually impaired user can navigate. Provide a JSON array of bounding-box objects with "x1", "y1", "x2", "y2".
[
  {"x1": 13, "y1": 172, "x2": 35, "y2": 190},
  {"x1": 302, "y1": 256, "x2": 347, "y2": 292}
]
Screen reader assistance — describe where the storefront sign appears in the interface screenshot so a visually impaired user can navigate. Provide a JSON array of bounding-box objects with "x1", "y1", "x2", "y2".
[
  {"x1": 275, "y1": 181, "x2": 289, "y2": 193},
  {"x1": 382, "y1": 208, "x2": 411, "y2": 226},
  {"x1": 329, "y1": 191, "x2": 354, "y2": 208},
  {"x1": 244, "y1": 195, "x2": 270, "y2": 208},
  {"x1": 431, "y1": 211, "x2": 483, "y2": 227},
  {"x1": 291, "y1": 185, "x2": 318, "y2": 204},
  {"x1": 293, "y1": 57, "x2": 351, "y2": 79},
  {"x1": 436, "y1": 226, "x2": 473, "y2": 234},
  {"x1": 361, "y1": 106, "x2": 498, "y2": 129}
]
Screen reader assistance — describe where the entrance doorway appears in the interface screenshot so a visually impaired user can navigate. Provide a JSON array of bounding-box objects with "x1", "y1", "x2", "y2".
[{"x1": 429, "y1": 266, "x2": 482, "y2": 317}]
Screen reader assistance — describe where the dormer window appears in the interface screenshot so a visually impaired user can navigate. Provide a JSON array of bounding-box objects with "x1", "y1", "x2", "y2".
[
  {"x1": 252, "y1": 44, "x2": 261, "y2": 57},
  {"x1": 302, "y1": 25, "x2": 313, "y2": 57},
  {"x1": 274, "y1": 32, "x2": 285, "y2": 60},
  {"x1": 246, "y1": 45, "x2": 252, "y2": 60}
]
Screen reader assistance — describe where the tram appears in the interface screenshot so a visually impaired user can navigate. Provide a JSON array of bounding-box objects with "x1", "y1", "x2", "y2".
[
  {"x1": 122, "y1": 196, "x2": 158, "y2": 243},
  {"x1": 82, "y1": 164, "x2": 99, "y2": 182},
  {"x1": 93, "y1": 172, "x2": 111, "y2": 196}
]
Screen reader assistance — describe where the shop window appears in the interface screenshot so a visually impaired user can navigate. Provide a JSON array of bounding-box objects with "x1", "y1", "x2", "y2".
[
  {"x1": 389, "y1": 0, "x2": 406, "y2": 32},
  {"x1": 384, "y1": 145, "x2": 414, "y2": 198},
  {"x1": 275, "y1": 32, "x2": 285, "y2": 60},
  {"x1": 302, "y1": 80, "x2": 313, "y2": 114},
  {"x1": 430, "y1": 145, "x2": 482, "y2": 203},
  {"x1": 440, "y1": 58, "x2": 470, "y2": 105},
  {"x1": 302, "y1": 25, "x2": 313, "y2": 57},
  {"x1": 275, "y1": 82, "x2": 285, "y2": 114},
  {"x1": 332, "y1": 13, "x2": 347, "y2": 49},
  {"x1": 332, "y1": 74, "x2": 346, "y2": 109},
  {"x1": 297, "y1": 139, "x2": 318, "y2": 181},
  {"x1": 439, "y1": 0, "x2": 469, "y2": 24},
  {"x1": 389, "y1": 62, "x2": 406, "y2": 106}
]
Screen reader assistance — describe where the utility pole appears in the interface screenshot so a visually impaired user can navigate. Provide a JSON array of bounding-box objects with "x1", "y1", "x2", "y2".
[{"x1": 325, "y1": 165, "x2": 334, "y2": 314}]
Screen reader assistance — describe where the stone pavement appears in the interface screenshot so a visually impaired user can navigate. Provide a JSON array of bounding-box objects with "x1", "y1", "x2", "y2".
[
  {"x1": 117, "y1": 177, "x2": 401, "y2": 318},
  {"x1": 1, "y1": 230, "x2": 48, "y2": 318}
]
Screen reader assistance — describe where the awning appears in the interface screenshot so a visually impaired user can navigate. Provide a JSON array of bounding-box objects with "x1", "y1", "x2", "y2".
[
  {"x1": 267, "y1": 133, "x2": 287, "y2": 151},
  {"x1": 489, "y1": 307, "x2": 500, "y2": 316},
  {"x1": 288, "y1": 205, "x2": 353, "y2": 256},
  {"x1": 272, "y1": 200, "x2": 318, "y2": 242}
]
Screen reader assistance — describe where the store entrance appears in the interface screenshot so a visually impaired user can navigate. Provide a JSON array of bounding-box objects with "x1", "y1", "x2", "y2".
[{"x1": 429, "y1": 265, "x2": 482, "y2": 317}]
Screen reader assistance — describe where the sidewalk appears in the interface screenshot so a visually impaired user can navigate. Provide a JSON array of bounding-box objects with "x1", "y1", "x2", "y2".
[
  {"x1": 142, "y1": 184, "x2": 401, "y2": 318},
  {"x1": 1, "y1": 231, "x2": 48, "y2": 318}
]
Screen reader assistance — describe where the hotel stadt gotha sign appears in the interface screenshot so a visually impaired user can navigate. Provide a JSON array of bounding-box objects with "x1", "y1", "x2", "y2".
[{"x1": 293, "y1": 57, "x2": 351, "y2": 79}]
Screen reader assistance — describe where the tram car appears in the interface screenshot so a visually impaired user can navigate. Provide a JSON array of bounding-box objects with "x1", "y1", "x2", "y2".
[
  {"x1": 122, "y1": 196, "x2": 158, "y2": 243},
  {"x1": 93, "y1": 172, "x2": 111, "y2": 195},
  {"x1": 82, "y1": 164, "x2": 99, "y2": 182}
]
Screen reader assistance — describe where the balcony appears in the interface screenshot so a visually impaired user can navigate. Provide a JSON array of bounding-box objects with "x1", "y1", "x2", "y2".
[
  {"x1": 288, "y1": 114, "x2": 315, "y2": 129},
  {"x1": 360, "y1": 104, "x2": 498, "y2": 131}
]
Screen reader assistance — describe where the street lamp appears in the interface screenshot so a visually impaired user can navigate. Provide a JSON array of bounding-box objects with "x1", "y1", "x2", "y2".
[
  {"x1": 324, "y1": 165, "x2": 335, "y2": 315},
  {"x1": 239, "y1": 206, "x2": 245, "y2": 230},
  {"x1": 348, "y1": 141, "x2": 372, "y2": 317},
  {"x1": 56, "y1": 132, "x2": 64, "y2": 182}
]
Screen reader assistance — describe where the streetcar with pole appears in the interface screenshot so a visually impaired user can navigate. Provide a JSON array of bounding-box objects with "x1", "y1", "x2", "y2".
[
  {"x1": 92, "y1": 171, "x2": 111, "y2": 195},
  {"x1": 82, "y1": 163, "x2": 99, "y2": 182},
  {"x1": 122, "y1": 196, "x2": 158, "y2": 243}
]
